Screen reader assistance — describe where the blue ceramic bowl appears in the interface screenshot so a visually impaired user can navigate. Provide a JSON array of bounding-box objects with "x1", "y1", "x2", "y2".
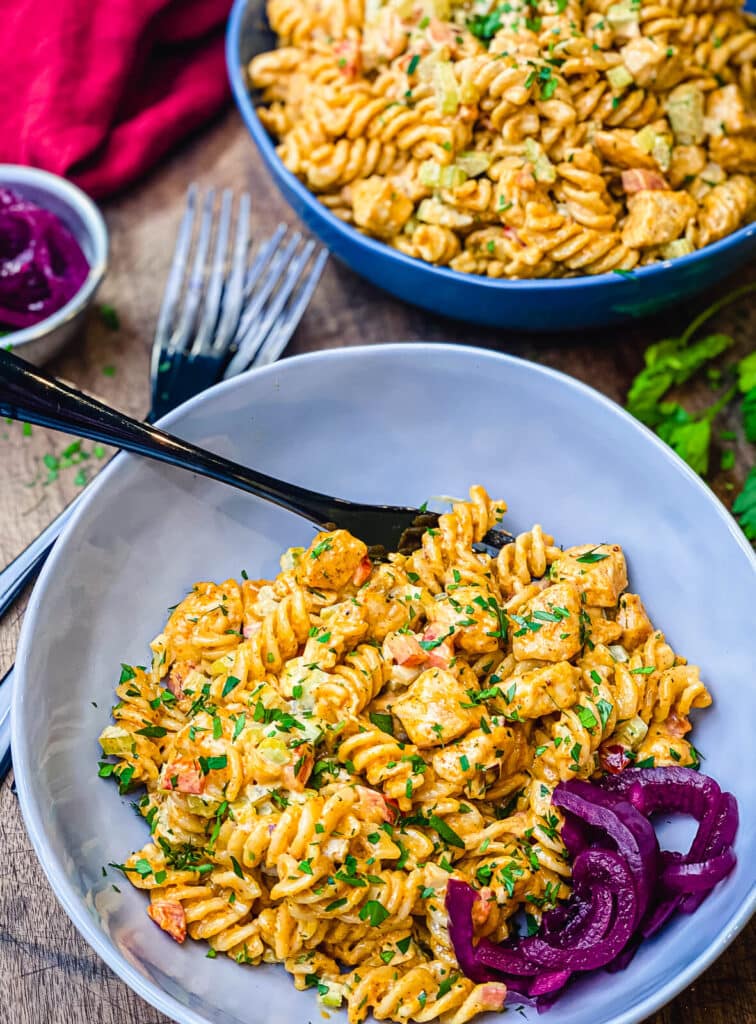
[
  {"x1": 12, "y1": 344, "x2": 756, "y2": 1024},
  {"x1": 226, "y1": 0, "x2": 756, "y2": 330}
]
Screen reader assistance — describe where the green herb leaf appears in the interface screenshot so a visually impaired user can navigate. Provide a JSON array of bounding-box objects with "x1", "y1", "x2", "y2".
[
  {"x1": 98, "y1": 303, "x2": 120, "y2": 330},
  {"x1": 428, "y1": 814, "x2": 465, "y2": 849},
  {"x1": 576, "y1": 548, "x2": 609, "y2": 564},
  {"x1": 135, "y1": 724, "x2": 167, "y2": 738},
  {"x1": 359, "y1": 900, "x2": 390, "y2": 927},
  {"x1": 656, "y1": 408, "x2": 711, "y2": 476},
  {"x1": 576, "y1": 705, "x2": 598, "y2": 730},
  {"x1": 467, "y1": 5, "x2": 507, "y2": 41},
  {"x1": 419, "y1": 627, "x2": 453, "y2": 651},
  {"x1": 369, "y1": 711, "x2": 394, "y2": 736},
  {"x1": 626, "y1": 333, "x2": 733, "y2": 427},
  {"x1": 222, "y1": 675, "x2": 241, "y2": 698},
  {"x1": 596, "y1": 698, "x2": 613, "y2": 728},
  {"x1": 737, "y1": 350, "x2": 756, "y2": 393},
  {"x1": 325, "y1": 897, "x2": 348, "y2": 912}
]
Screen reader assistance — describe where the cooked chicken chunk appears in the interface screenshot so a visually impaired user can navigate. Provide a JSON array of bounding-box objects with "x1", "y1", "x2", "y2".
[
  {"x1": 393, "y1": 667, "x2": 477, "y2": 746},
  {"x1": 620, "y1": 38, "x2": 685, "y2": 90},
  {"x1": 296, "y1": 530, "x2": 367, "y2": 589},
  {"x1": 431, "y1": 721, "x2": 527, "y2": 789},
  {"x1": 593, "y1": 129, "x2": 658, "y2": 170},
  {"x1": 493, "y1": 661, "x2": 580, "y2": 718},
  {"x1": 621, "y1": 189, "x2": 697, "y2": 247},
  {"x1": 550, "y1": 544, "x2": 628, "y2": 607},
  {"x1": 352, "y1": 176, "x2": 414, "y2": 239},
  {"x1": 426, "y1": 585, "x2": 502, "y2": 654},
  {"x1": 706, "y1": 85, "x2": 751, "y2": 137},
  {"x1": 617, "y1": 593, "x2": 653, "y2": 649},
  {"x1": 511, "y1": 582, "x2": 582, "y2": 662},
  {"x1": 667, "y1": 145, "x2": 707, "y2": 188}
]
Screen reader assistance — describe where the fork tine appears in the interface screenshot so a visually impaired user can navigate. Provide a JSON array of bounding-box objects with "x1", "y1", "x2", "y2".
[
  {"x1": 168, "y1": 189, "x2": 215, "y2": 355},
  {"x1": 252, "y1": 247, "x2": 328, "y2": 368},
  {"x1": 210, "y1": 192, "x2": 251, "y2": 358},
  {"x1": 244, "y1": 223, "x2": 286, "y2": 297},
  {"x1": 191, "y1": 189, "x2": 234, "y2": 356},
  {"x1": 223, "y1": 238, "x2": 315, "y2": 379},
  {"x1": 150, "y1": 185, "x2": 197, "y2": 392},
  {"x1": 230, "y1": 230, "x2": 302, "y2": 351}
]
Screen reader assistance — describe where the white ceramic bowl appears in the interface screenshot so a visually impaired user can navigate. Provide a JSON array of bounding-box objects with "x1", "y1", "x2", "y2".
[
  {"x1": 0, "y1": 165, "x2": 108, "y2": 364},
  {"x1": 12, "y1": 344, "x2": 756, "y2": 1024}
]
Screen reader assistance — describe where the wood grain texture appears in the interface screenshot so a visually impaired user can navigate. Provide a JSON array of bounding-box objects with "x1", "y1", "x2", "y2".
[{"x1": 0, "y1": 109, "x2": 754, "y2": 1024}]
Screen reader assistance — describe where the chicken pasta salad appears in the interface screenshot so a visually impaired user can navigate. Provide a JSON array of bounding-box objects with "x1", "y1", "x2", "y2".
[
  {"x1": 100, "y1": 486, "x2": 714, "y2": 1022},
  {"x1": 247, "y1": 0, "x2": 756, "y2": 278}
]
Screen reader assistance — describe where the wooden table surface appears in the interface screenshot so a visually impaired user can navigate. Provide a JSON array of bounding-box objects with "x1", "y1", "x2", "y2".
[{"x1": 0, "y1": 109, "x2": 754, "y2": 1024}]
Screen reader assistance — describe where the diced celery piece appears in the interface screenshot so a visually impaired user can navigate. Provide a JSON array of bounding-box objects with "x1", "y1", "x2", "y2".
[
  {"x1": 652, "y1": 135, "x2": 672, "y2": 172},
  {"x1": 422, "y1": 159, "x2": 469, "y2": 189},
  {"x1": 456, "y1": 151, "x2": 492, "y2": 177},
  {"x1": 613, "y1": 715, "x2": 649, "y2": 750},
  {"x1": 524, "y1": 138, "x2": 556, "y2": 183},
  {"x1": 608, "y1": 644, "x2": 630, "y2": 662},
  {"x1": 259, "y1": 736, "x2": 289, "y2": 764},
  {"x1": 666, "y1": 84, "x2": 704, "y2": 145},
  {"x1": 607, "y1": 65, "x2": 633, "y2": 91},
  {"x1": 186, "y1": 795, "x2": 222, "y2": 817},
  {"x1": 459, "y1": 81, "x2": 479, "y2": 105},
  {"x1": 661, "y1": 238, "x2": 694, "y2": 259},
  {"x1": 434, "y1": 61, "x2": 459, "y2": 114},
  {"x1": 632, "y1": 125, "x2": 656, "y2": 154},
  {"x1": 317, "y1": 981, "x2": 346, "y2": 1009},
  {"x1": 439, "y1": 165, "x2": 468, "y2": 188},
  {"x1": 416, "y1": 198, "x2": 474, "y2": 227},
  {"x1": 99, "y1": 725, "x2": 134, "y2": 757},
  {"x1": 607, "y1": 0, "x2": 639, "y2": 30},
  {"x1": 419, "y1": 160, "x2": 442, "y2": 188}
]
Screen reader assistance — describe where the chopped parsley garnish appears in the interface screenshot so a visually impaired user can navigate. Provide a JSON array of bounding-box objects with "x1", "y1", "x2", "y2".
[
  {"x1": 428, "y1": 814, "x2": 465, "y2": 849},
  {"x1": 222, "y1": 675, "x2": 241, "y2": 698},
  {"x1": 575, "y1": 546, "x2": 609, "y2": 563},
  {"x1": 369, "y1": 711, "x2": 394, "y2": 735},
  {"x1": 359, "y1": 900, "x2": 390, "y2": 926}
]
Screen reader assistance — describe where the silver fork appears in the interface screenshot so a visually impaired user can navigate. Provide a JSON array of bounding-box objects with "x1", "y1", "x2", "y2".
[{"x1": 0, "y1": 185, "x2": 328, "y2": 779}]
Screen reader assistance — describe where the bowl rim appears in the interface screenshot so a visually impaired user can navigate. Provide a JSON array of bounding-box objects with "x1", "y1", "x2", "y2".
[
  {"x1": 0, "y1": 164, "x2": 108, "y2": 349},
  {"x1": 225, "y1": 0, "x2": 756, "y2": 294},
  {"x1": 11, "y1": 342, "x2": 756, "y2": 1024}
]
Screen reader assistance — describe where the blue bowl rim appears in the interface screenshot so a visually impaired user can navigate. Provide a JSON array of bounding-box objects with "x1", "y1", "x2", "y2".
[
  {"x1": 225, "y1": 0, "x2": 756, "y2": 296},
  {"x1": 0, "y1": 163, "x2": 108, "y2": 350},
  {"x1": 11, "y1": 341, "x2": 756, "y2": 1024}
]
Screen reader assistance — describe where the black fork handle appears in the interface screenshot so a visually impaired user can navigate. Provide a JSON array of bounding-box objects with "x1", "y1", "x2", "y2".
[{"x1": 0, "y1": 349, "x2": 392, "y2": 529}]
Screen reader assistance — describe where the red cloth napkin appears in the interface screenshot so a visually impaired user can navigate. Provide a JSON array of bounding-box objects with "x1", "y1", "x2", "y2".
[{"x1": 0, "y1": 0, "x2": 233, "y2": 198}]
